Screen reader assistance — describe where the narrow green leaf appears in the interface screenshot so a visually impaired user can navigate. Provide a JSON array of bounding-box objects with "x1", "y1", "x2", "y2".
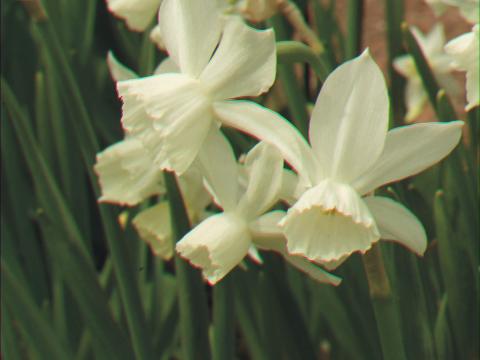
[
  {"x1": 2, "y1": 77, "x2": 135, "y2": 359},
  {"x1": 233, "y1": 270, "x2": 268, "y2": 360},
  {"x1": 213, "y1": 275, "x2": 235, "y2": 360},
  {"x1": 29, "y1": 12, "x2": 155, "y2": 358},
  {"x1": 384, "y1": 0, "x2": 406, "y2": 123},
  {"x1": 164, "y1": 171, "x2": 212, "y2": 360},
  {"x1": 345, "y1": 0, "x2": 363, "y2": 59},
  {"x1": 2, "y1": 259, "x2": 73, "y2": 360},
  {"x1": 434, "y1": 294, "x2": 453, "y2": 359},
  {"x1": 434, "y1": 190, "x2": 475, "y2": 358}
]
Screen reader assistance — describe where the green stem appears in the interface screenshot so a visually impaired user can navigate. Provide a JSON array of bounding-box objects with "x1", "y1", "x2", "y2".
[
  {"x1": 213, "y1": 275, "x2": 235, "y2": 360},
  {"x1": 363, "y1": 244, "x2": 407, "y2": 360},
  {"x1": 277, "y1": 41, "x2": 330, "y2": 81},
  {"x1": 346, "y1": 0, "x2": 364, "y2": 59},
  {"x1": 164, "y1": 171, "x2": 211, "y2": 360}
]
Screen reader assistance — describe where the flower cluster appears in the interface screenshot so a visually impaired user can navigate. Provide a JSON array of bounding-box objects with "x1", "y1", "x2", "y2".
[
  {"x1": 394, "y1": 3, "x2": 479, "y2": 120},
  {"x1": 96, "y1": 0, "x2": 465, "y2": 285}
]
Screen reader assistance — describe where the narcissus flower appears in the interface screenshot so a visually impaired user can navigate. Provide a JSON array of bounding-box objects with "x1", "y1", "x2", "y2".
[
  {"x1": 177, "y1": 133, "x2": 340, "y2": 285},
  {"x1": 106, "y1": 0, "x2": 162, "y2": 31},
  {"x1": 393, "y1": 24, "x2": 458, "y2": 121},
  {"x1": 445, "y1": 24, "x2": 479, "y2": 111},
  {"x1": 117, "y1": 0, "x2": 287, "y2": 175},
  {"x1": 425, "y1": 0, "x2": 479, "y2": 24},
  {"x1": 277, "y1": 50, "x2": 463, "y2": 265}
]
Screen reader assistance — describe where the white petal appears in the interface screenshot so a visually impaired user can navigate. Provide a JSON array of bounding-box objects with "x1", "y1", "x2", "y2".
[
  {"x1": 279, "y1": 169, "x2": 299, "y2": 205},
  {"x1": 284, "y1": 255, "x2": 342, "y2": 285},
  {"x1": 94, "y1": 137, "x2": 164, "y2": 206},
  {"x1": 177, "y1": 164, "x2": 212, "y2": 219},
  {"x1": 107, "y1": 0, "x2": 161, "y2": 31},
  {"x1": 107, "y1": 51, "x2": 138, "y2": 82},
  {"x1": 159, "y1": 0, "x2": 222, "y2": 77},
  {"x1": 404, "y1": 79, "x2": 428, "y2": 122},
  {"x1": 197, "y1": 126, "x2": 238, "y2": 211},
  {"x1": 154, "y1": 57, "x2": 180, "y2": 75},
  {"x1": 176, "y1": 213, "x2": 251, "y2": 284},
  {"x1": 239, "y1": 142, "x2": 284, "y2": 216},
  {"x1": 117, "y1": 73, "x2": 200, "y2": 134},
  {"x1": 155, "y1": 106, "x2": 213, "y2": 175},
  {"x1": 118, "y1": 73, "x2": 213, "y2": 174},
  {"x1": 309, "y1": 50, "x2": 389, "y2": 183},
  {"x1": 250, "y1": 212, "x2": 342, "y2": 285},
  {"x1": 249, "y1": 210, "x2": 286, "y2": 241},
  {"x1": 200, "y1": 16, "x2": 276, "y2": 100},
  {"x1": 213, "y1": 100, "x2": 318, "y2": 185},
  {"x1": 281, "y1": 179, "x2": 379, "y2": 262},
  {"x1": 364, "y1": 196, "x2": 427, "y2": 255},
  {"x1": 353, "y1": 121, "x2": 464, "y2": 195},
  {"x1": 132, "y1": 202, "x2": 173, "y2": 260},
  {"x1": 149, "y1": 25, "x2": 165, "y2": 50}
]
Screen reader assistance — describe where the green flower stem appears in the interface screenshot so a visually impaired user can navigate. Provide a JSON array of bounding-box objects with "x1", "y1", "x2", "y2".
[
  {"x1": 213, "y1": 275, "x2": 235, "y2": 360},
  {"x1": 346, "y1": 0, "x2": 364, "y2": 59},
  {"x1": 277, "y1": 41, "x2": 330, "y2": 82},
  {"x1": 362, "y1": 244, "x2": 407, "y2": 360},
  {"x1": 164, "y1": 171, "x2": 211, "y2": 360}
]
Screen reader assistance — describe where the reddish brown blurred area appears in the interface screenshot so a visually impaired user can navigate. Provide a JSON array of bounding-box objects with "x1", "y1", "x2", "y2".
[{"x1": 335, "y1": 0, "x2": 471, "y2": 122}]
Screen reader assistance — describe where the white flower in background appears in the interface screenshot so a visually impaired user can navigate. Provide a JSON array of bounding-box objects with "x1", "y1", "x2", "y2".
[
  {"x1": 445, "y1": 24, "x2": 479, "y2": 111},
  {"x1": 118, "y1": 0, "x2": 316, "y2": 177},
  {"x1": 132, "y1": 165, "x2": 212, "y2": 260},
  {"x1": 393, "y1": 24, "x2": 458, "y2": 122},
  {"x1": 94, "y1": 136, "x2": 165, "y2": 205},
  {"x1": 97, "y1": 52, "x2": 211, "y2": 259},
  {"x1": 177, "y1": 130, "x2": 340, "y2": 285},
  {"x1": 425, "y1": 0, "x2": 479, "y2": 24},
  {"x1": 106, "y1": 0, "x2": 163, "y2": 31},
  {"x1": 278, "y1": 50, "x2": 463, "y2": 265}
]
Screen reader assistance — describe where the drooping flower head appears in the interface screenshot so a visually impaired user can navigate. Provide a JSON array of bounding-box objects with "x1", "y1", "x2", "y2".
[
  {"x1": 117, "y1": 0, "x2": 279, "y2": 175},
  {"x1": 176, "y1": 130, "x2": 340, "y2": 285},
  {"x1": 278, "y1": 50, "x2": 463, "y2": 265}
]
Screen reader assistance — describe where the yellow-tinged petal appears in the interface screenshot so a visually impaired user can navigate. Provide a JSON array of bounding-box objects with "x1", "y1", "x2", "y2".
[{"x1": 133, "y1": 202, "x2": 173, "y2": 260}]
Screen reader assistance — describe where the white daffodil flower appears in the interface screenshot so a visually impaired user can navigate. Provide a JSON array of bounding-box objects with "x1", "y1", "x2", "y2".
[
  {"x1": 426, "y1": 0, "x2": 479, "y2": 24},
  {"x1": 94, "y1": 52, "x2": 176, "y2": 205},
  {"x1": 106, "y1": 0, "x2": 163, "y2": 31},
  {"x1": 277, "y1": 50, "x2": 463, "y2": 265},
  {"x1": 94, "y1": 136, "x2": 165, "y2": 206},
  {"x1": 117, "y1": 0, "x2": 313, "y2": 177},
  {"x1": 176, "y1": 130, "x2": 340, "y2": 285},
  {"x1": 445, "y1": 24, "x2": 479, "y2": 111},
  {"x1": 132, "y1": 165, "x2": 212, "y2": 260},
  {"x1": 393, "y1": 24, "x2": 458, "y2": 122}
]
